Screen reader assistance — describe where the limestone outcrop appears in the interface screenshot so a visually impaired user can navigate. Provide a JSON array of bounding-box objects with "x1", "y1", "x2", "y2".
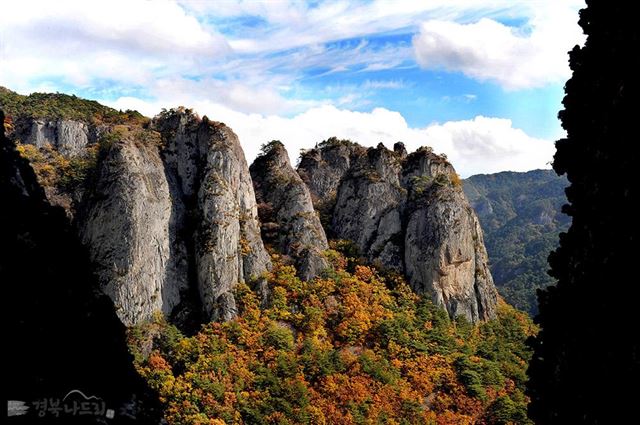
[
  {"x1": 5, "y1": 98, "x2": 498, "y2": 324},
  {"x1": 298, "y1": 141, "x2": 498, "y2": 322},
  {"x1": 250, "y1": 141, "x2": 329, "y2": 281}
]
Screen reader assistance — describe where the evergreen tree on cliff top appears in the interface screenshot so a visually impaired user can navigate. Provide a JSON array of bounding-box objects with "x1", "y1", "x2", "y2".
[{"x1": 527, "y1": 1, "x2": 639, "y2": 423}]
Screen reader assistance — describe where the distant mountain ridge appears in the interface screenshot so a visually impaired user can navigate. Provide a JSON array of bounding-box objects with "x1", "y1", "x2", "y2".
[{"x1": 463, "y1": 170, "x2": 570, "y2": 315}]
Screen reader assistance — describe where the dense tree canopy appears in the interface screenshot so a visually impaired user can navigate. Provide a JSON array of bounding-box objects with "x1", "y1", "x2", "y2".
[
  {"x1": 0, "y1": 86, "x2": 146, "y2": 124},
  {"x1": 131, "y1": 245, "x2": 536, "y2": 424},
  {"x1": 527, "y1": 1, "x2": 640, "y2": 423}
]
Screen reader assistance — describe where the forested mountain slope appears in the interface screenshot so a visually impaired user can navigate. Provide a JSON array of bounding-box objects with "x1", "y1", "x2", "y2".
[{"x1": 464, "y1": 170, "x2": 569, "y2": 315}]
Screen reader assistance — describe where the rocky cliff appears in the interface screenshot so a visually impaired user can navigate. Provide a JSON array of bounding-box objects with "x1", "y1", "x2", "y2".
[
  {"x1": 79, "y1": 130, "x2": 182, "y2": 326},
  {"x1": 298, "y1": 139, "x2": 498, "y2": 322},
  {"x1": 404, "y1": 180, "x2": 496, "y2": 322},
  {"x1": 250, "y1": 141, "x2": 329, "y2": 281},
  {"x1": 154, "y1": 111, "x2": 271, "y2": 322},
  {"x1": 80, "y1": 110, "x2": 272, "y2": 325},
  {"x1": 2, "y1": 89, "x2": 498, "y2": 325},
  {"x1": 13, "y1": 116, "x2": 97, "y2": 156},
  {"x1": 4, "y1": 97, "x2": 271, "y2": 326}
]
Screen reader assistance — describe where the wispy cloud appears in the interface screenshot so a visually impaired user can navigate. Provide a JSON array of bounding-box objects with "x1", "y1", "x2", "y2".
[
  {"x1": 181, "y1": 0, "x2": 526, "y2": 55},
  {"x1": 362, "y1": 80, "x2": 406, "y2": 90},
  {"x1": 1, "y1": 0, "x2": 583, "y2": 175},
  {"x1": 1, "y1": 0, "x2": 583, "y2": 105}
]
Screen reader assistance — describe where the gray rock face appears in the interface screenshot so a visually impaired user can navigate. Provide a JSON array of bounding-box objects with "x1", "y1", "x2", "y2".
[
  {"x1": 79, "y1": 137, "x2": 180, "y2": 326},
  {"x1": 48, "y1": 109, "x2": 270, "y2": 326},
  {"x1": 154, "y1": 111, "x2": 271, "y2": 322},
  {"x1": 298, "y1": 143, "x2": 498, "y2": 322},
  {"x1": 297, "y1": 138, "x2": 366, "y2": 223},
  {"x1": 9, "y1": 117, "x2": 103, "y2": 215},
  {"x1": 14, "y1": 117, "x2": 94, "y2": 156},
  {"x1": 9, "y1": 107, "x2": 497, "y2": 325},
  {"x1": 194, "y1": 120, "x2": 272, "y2": 320},
  {"x1": 404, "y1": 185, "x2": 497, "y2": 322},
  {"x1": 332, "y1": 144, "x2": 405, "y2": 270},
  {"x1": 250, "y1": 141, "x2": 329, "y2": 281}
]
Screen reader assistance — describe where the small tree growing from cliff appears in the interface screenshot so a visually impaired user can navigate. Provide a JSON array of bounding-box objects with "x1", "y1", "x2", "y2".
[{"x1": 527, "y1": 1, "x2": 639, "y2": 423}]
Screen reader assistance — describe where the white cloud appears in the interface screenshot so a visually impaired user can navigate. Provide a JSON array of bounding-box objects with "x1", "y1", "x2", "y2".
[
  {"x1": 0, "y1": 0, "x2": 584, "y2": 117},
  {"x1": 1, "y1": 0, "x2": 569, "y2": 176},
  {"x1": 0, "y1": 0, "x2": 229, "y2": 91},
  {"x1": 413, "y1": 2, "x2": 585, "y2": 89},
  {"x1": 105, "y1": 97, "x2": 554, "y2": 177},
  {"x1": 148, "y1": 77, "x2": 319, "y2": 116},
  {"x1": 421, "y1": 116, "x2": 555, "y2": 176}
]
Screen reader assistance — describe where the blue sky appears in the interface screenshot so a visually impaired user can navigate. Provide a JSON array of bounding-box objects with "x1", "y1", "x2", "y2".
[{"x1": 0, "y1": 0, "x2": 585, "y2": 176}]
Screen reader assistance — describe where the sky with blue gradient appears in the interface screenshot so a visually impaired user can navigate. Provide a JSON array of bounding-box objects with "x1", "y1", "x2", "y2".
[{"x1": 0, "y1": 0, "x2": 585, "y2": 176}]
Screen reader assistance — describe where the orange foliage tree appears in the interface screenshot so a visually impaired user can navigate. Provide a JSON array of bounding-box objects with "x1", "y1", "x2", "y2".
[{"x1": 130, "y1": 245, "x2": 535, "y2": 424}]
